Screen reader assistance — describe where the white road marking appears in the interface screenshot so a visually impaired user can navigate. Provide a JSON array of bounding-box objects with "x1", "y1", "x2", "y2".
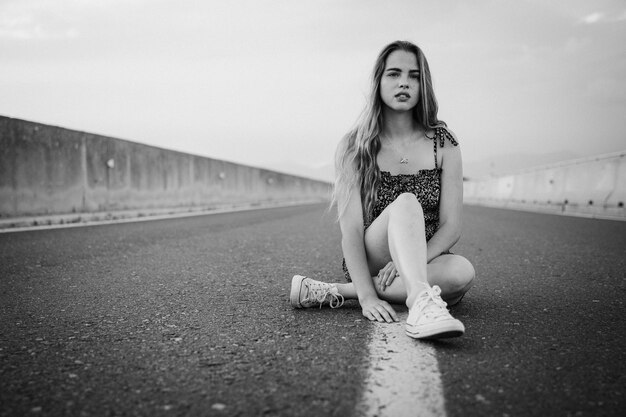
[{"x1": 357, "y1": 312, "x2": 446, "y2": 417}]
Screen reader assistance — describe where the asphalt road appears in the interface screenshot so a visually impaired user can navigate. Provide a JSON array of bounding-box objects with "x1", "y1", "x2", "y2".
[{"x1": 1, "y1": 203, "x2": 624, "y2": 417}]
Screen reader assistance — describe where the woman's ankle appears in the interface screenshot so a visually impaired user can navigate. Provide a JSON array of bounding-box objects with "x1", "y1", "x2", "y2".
[
  {"x1": 405, "y1": 281, "x2": 430, "y2": 308},
  {"x1": 335, "y1": 283, "x2": 357, "y2": 299}
]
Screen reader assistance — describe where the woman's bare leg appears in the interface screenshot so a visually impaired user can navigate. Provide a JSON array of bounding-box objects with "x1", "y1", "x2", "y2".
[
  {"x1": 335, "y1": 254, "x2": 475, "y2": 304},
  {"x1": 332, "y1": 193, "x2": 465, "y2": 337},
  {"x1": 336, "y1": 193, "x2": 429, "y2": 307},
  {"x1": 428, "y1": 255, "x2": 475, "y2": 304}
]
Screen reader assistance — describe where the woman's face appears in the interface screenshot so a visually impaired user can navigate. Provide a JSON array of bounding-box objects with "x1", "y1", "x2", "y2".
[{"x1": 379, "y1": 50, "x2": 420, "y2": 113}]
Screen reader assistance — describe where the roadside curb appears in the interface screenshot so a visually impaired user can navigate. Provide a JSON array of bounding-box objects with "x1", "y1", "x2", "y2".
[{"x1": 0, "y1": 199, "x2": 327, "y2": 233}]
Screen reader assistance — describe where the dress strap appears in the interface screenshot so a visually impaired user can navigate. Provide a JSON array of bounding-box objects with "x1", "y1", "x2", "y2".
[
  {"x1": 434, "y1": 126, "x2": 458, "y2": 147},
  {"x1": 432, "y1": 126, "x2": 459, "y2": 169},
  {"x1": 433, "y1": 137, "x2": 439, "y2": 169}
]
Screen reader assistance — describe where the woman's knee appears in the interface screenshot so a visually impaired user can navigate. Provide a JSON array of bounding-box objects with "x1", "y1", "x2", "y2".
[
  {"x1": 448, "y1": 256, "x2": 475, "y2": 292},
  {"x1": 435, "y1": 255, "x2": 475, "y2": 294},
  {"x1": 390, "y1": 193, "x2": 423, "y2": 216}
]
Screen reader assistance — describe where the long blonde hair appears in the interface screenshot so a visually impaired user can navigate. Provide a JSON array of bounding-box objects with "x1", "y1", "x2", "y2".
[{"x1": 333, "y1": 41, "x2": 447, "y2": 221}]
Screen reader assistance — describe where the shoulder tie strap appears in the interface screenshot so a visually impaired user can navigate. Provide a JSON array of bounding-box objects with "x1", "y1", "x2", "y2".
[
  {"x1": 433, "y1": 137, "x2": 438, "y2": 169},
  {"x1": 435, "y1": 126, "x2": 459, "y2": 147},
  {"x1": 432, "y1": 126, "x2": 459, "y2": 169}
]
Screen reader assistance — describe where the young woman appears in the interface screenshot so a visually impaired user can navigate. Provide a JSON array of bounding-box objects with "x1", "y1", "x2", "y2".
[{"x1": 290, "y1": 41, "x2": 475, "y2": 339}]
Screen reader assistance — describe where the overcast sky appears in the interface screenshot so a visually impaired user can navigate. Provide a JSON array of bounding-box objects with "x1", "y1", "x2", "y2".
[{"x1": 1, "y1": 0, "x2": 625, "y2": 179}]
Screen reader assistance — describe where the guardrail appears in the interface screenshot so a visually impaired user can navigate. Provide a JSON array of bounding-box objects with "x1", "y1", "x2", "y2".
[
  {"x1": 0, "y1": 116, "x2": 331, "y2": 218},
  {"x1": 463, "y1": 151, "x2": 626, "y2": 220}
]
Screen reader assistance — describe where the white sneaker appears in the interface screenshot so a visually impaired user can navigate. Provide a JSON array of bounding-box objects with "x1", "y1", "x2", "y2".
[
  {"x1": 290, "y1": 275, "x2": 344, "y2": 309},
  {"x1": 406, "y1": 285, "x2": 465, "y2": 339}
]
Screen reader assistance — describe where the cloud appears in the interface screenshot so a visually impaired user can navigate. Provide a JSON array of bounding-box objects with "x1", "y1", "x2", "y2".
[
  {"x1": 581, "y1": 12, "x2": 605, "y2": 24},
  {"x1": 0, "y1": 15, "x2": 38, "y2": 39},
  {"x1": 581, "y1": 9, "x2": 626, "y2": 25},
  {"x1": 0, "y1": 0, "x2": 80, "y2": 40}
]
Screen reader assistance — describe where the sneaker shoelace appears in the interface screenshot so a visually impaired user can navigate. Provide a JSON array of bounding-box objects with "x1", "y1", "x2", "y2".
[
  {"x1": 305, "y1": 281, "x2": 345, "y2": 309},
  {"x1": 414, "y1": 285, "x2": 449, "y2": 319}
]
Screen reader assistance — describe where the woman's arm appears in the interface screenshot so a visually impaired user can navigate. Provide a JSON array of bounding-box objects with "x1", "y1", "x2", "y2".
[
  {"x1": 339, "y1": 186, "x2": 398, "y2": 322},
  {"x1": 426, "y1": 135, "x2": 464, "y2": 262}
]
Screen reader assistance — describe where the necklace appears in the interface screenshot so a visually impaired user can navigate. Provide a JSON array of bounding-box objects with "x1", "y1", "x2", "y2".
[{"x1": 381, "y1": 134, "x2": 413, "y2": 164}]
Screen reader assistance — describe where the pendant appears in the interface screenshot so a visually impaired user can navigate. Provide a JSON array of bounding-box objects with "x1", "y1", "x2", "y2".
[{"x1": 400, "y1": 158, "x2": 409, "y2": 164}]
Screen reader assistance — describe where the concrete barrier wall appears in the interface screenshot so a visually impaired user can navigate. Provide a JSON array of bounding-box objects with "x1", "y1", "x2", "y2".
[
  {"x1": 0, "y1": 116, "x2": 331, "y2": 217},
  {"x1": 463, "y1": 151, "x2": 626, "y2": 220}
]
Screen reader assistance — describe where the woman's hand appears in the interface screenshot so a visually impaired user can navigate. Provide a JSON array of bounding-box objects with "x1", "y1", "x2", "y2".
[
  {"x1": 377, "y1": 261, "x2": 399, "y2": 292},
  {"x1": 360, "y1": 296, "x2": 398, "y2": 323}
]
